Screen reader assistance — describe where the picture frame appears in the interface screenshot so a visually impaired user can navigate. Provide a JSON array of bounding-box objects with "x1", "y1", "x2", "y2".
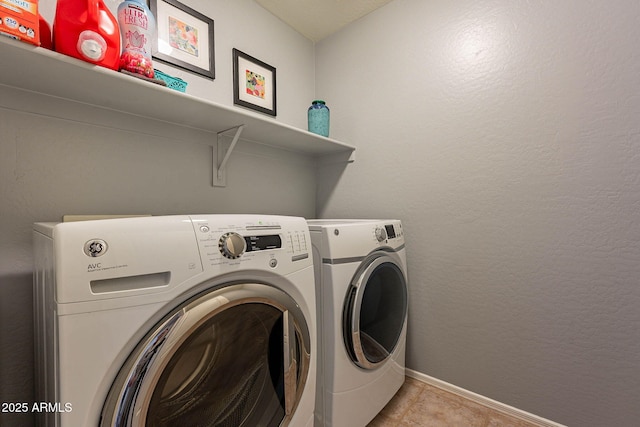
[
  {"x1": 150, "y1": 0, "x2": 215, "y2": 80},
  {"x1": 233, "y1": 49, "x2": 277, "y2": 116}
]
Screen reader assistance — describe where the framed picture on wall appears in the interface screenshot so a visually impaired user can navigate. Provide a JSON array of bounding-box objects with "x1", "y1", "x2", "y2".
[
  {"x1": 150, "y1": 0, "x2": 215, "y2": 79},
  {"x1": 233, "y1": 48, "x2": 277, "y2": 116}
]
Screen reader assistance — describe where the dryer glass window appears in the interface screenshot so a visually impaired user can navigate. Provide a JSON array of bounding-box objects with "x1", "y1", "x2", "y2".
[
  {"x1": 146, "y1": 303, "x2": 289, "y2": 427},
  {"x1": 345, "y1": 258, "x2": 407, "y2": 369}
]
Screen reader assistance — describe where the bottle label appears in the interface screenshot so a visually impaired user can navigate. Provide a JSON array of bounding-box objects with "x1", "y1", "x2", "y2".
[
  {"x1": 118, "y1": 1, "x2": 155, "y2": 77},
  {"x1": 122, "y1": 5, "x2": 148, "y2": 30}
]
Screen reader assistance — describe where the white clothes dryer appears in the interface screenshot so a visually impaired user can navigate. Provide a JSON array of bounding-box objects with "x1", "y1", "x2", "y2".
[
  {"x1": 33, "y1": 214, "x2": 316, "y2": 427},
  {"x1": 307, "y1": 219, "x2": 408, "y2": 427}
]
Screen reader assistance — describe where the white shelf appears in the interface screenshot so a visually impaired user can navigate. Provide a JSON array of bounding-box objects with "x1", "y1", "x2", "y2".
[{"x1": 0, "y1": 37, "x2": 355, "y2": 157}]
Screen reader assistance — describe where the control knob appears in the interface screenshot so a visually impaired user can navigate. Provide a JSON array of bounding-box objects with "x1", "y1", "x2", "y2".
[
  {"x1": 219, "y1": 232, "x2": 246, "y2": 259},
  {"x1": 375, "y1": 226, "x2": 387, "y2": 242}
]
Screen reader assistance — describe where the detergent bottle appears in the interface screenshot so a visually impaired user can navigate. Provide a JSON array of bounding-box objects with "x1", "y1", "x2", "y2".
[
  {"x1": 117, "y1": 0, "x2": 156, "y2": 78},
  {"x1": 39, "y1": 14, "x2": 53, "y2": 50},
  {"x1": 53, "y1": 0, "x2": 121, "y2": 70}
]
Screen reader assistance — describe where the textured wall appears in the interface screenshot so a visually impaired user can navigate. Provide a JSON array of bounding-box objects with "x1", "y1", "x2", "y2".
[
  {"x1": 0, "y1": 1, "x2": 316, "y2": 426},
  {"x1": 315, "y1": 1, "x2": 640, "y2": 426}
]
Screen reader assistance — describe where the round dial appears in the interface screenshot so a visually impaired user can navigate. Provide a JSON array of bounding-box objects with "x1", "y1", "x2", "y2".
[
  {"x1": 375, "y1": 226, "x2": 387, "y2": 242},
  {"x1": 219, "y1": 232, "x2": 246, "y2": 259}
]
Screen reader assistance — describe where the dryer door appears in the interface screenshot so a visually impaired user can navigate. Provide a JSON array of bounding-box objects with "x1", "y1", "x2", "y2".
[
  {"x1": 344, "y1": 253, "x2": 408, "y2": 370},
  {"x1": 101, "y1": 283, "x2": 310, "y2": 427}
]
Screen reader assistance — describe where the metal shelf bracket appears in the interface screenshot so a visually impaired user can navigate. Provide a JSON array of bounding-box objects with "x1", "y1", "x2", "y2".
[{"x1": 213, "y1": 125, "x2": 245, "y2": 187}]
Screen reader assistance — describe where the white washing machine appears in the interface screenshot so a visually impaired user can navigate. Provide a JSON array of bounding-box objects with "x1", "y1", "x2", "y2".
[
  {"x1": 307, "y1": 219, "x2": 408, "y2": 427},
  {"x1": 33, "y1": 214, "x2": 316, "y2": 427}
]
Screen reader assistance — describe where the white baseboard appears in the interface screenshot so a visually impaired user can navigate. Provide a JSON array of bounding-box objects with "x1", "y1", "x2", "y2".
[{"x1": 406, "y1": 369, "x2": 566, "y2": 427}]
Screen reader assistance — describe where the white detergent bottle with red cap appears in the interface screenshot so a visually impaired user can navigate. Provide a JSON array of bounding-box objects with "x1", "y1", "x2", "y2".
[{"x1": 117, "y1": 0, "x2": 156, "y2": 78}]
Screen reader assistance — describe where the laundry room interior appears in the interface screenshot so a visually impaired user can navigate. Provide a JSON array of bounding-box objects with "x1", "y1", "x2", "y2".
[{"x1": 1, "y1": 0, "x2": 640, "y2": 426}]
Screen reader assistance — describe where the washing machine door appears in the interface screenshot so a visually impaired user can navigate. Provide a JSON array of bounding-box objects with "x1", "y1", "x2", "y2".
[
  {"x1": 100, "y1": 282, "x2": 310, "y2": 427},
  {"x1": 343, "y1": 252, "x2": 408, "y2": 370}
]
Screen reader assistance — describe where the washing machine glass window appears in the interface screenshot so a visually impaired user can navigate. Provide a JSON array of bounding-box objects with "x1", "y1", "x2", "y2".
[
  {"x1": 344, "y1": 254, "x2": 408, "y2": 370},
  {"x1": 101, "y1": 283, "x2": 310, "y2": 427}
]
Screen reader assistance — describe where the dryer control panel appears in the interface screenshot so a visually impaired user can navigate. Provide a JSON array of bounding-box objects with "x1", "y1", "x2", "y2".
[
  {"x1": 307, "y1": 219, "x2": 404, "y2": 261},
  {"x1": 375, "y1": 222, "x2": 402, "y2": 242}
]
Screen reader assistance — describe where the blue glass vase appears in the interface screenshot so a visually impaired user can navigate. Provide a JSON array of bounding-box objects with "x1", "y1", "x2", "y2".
[{"x1": 308, "y1": 100, "x2": 330, "y2": 137}]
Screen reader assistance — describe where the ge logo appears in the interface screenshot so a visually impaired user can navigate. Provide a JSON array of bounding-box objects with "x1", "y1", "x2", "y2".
[{"x1": 84, "y1": 239, "x2": 108, "y2": 257}]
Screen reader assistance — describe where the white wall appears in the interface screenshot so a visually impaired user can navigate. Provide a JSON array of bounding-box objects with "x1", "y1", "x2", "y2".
[
  {"x1": 315, "y1": 0, "x2": 640, "y2": 426},
  {"x1": 0, "y1": 1, "x2": 316, "y2": 426}
]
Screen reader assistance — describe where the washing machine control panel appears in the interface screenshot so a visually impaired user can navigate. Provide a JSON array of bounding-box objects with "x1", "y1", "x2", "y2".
[
  {"x1": 192, "y1": 215, "x2": 311, "y2": 273},
  {"x1": 218, "y1": 232, "x2": 284, "y2": 259}
]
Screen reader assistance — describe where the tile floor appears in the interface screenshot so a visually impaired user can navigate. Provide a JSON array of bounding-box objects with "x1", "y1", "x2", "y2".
[{"x1": 367, "y1": 377, "x2": 542, "y2": 427}]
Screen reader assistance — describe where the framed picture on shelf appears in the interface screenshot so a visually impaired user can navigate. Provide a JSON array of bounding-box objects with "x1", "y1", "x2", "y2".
[
  {"x1": 150, "y1": 0, "x2": 215, "y2": 79},
  {"x1": 233, "y1": 48, "x2": 277, "y2": 116}
]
